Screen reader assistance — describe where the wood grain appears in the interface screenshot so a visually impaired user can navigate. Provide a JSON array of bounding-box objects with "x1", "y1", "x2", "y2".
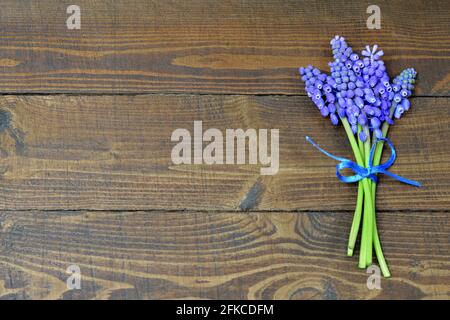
[
  {"x1": 0, "y1": 95, "x2": 448, "y2": 211},
  {"x1": 0, "y1": 210, "x2": 447, "y2": 300},
  {"x1": 0, "y1": 0, "x2": 448, "y2": 300},
  {"x1": 0, "y1": 0, "x2": 448, "y2": 95}
]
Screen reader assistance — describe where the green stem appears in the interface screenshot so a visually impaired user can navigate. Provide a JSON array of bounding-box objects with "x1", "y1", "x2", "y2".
[
  {"x1": 340, "y1": 118, "x2": 375, "y2": 268},
  {"x1": 372, "y1": 102, "x2": 396, "y2": 175},
  {"x1": 359, "y1": 127, "x2": 373, "y2": 268},
  {"x1": 371, "y1": 121, "x2": 392, "y2": 277},
  {"x1": 372, "y1": 121, "x2": 390, "y2": 171},
  {"x1": 369, "y1": 105, "x2": 397, "y2": 278},
  {"x1": 359, "y1": 187, "x2": 369, "y2": 268},
  {"x1": 363, "y1": 128, "x2": 373, "y2": 266},
  {"x1": 341, "y1": 118, "x2": 365, "y2": 165},
  {"x1": 373, "y1": 214, "x2": 391, "y2": 277},
  {"x1": 356, "y1": 125, "x2": 365, "y2": 163},
  {"x1": 347, "y1": 126, "x2": 365, "y2": 256},
  {"x1": 348, "y1": 182, "x2": 363, "y2": 256}
]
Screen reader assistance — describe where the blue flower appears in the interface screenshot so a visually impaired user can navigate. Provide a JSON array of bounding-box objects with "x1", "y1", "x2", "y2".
[
  {"x1": 362, "y1": 45, "x2": 384, "y2": 63},
  {"x1": 391, "y1": 68, "x2": 417, "y2": 119},
  {"x1": 299, "y1": 36, "x2": 417, "y2": 134}
]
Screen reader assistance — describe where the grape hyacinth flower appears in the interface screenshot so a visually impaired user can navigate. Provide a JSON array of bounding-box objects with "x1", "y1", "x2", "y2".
[
  {"x1": 299, "y1": 36, "x2": 419, "y2": 277},
  {"x1": 392, "y1": 68, "x2": 417, "y2": 119}
]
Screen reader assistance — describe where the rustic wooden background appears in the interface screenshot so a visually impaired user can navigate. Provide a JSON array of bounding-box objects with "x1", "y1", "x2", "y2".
[{"x1": 0, "y1": 0, "x2": 448, "y2": 300}]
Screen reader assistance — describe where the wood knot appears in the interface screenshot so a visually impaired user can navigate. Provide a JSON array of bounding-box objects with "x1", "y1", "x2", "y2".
[
  {"x1": 0, "y1": 109, "x2": 11, "y2": 133},
  {"x1": 239, "y1": 179, "x2": 266, "y2": 211}
]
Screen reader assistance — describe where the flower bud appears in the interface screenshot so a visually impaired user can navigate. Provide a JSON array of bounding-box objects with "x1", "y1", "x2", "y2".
[
  {"x1": 374, "y1": 128, "x2": 383, "y2": 139},
  {"x1": 315, "y1": 81, "x2": 323, "y2": 90},
  {"x1": 330, "y1": 113, "x2": 339, "y2": 125},
  {"x1": 359, "y1": 131, "x2": 367, "y2": 142},
  {"x1": 386, "y1": 117, "x2": 394, "y2": 125},
  {"x1": 354, "y1": 88, "x2": 364, "y2": 97},
  {"x1": 369, "y1": 76, "x2": 378, "y2": 87},
  {"x1": 314, "y1": 98, "x2": 325, "y2": 109},
  {"x1": 326, "y1": 93, "x2": 335, "y2": 103},
  {"x1": 351, "y1": 105, "x2": 360, "y2": 116},
  {"x1": 371, "y1": 117, "x2": 381, "y2": 128},
  {"x1": 365, "y1": 94, "x2": 376, "y2": 104},
  {"x1": 320, "y1": 106, "x2": 329, "y2": 117},
  {"x1": 364, "y1": 88, "x2": 374, "y2": 96},
  {"x1": 328, "y1": 103, "x2": 336, "y2": 113},
  {"x1": 346, "y1": 98, "x2": 354, "y2": 107},
  {"x1": 394, "y1": 105, "x2": 405, "y2": 119},
  {"x1": 364, "y1": 105, "x2": 374, "y2": 115},
  {"x1": 358, "y1": 114, "x2": 367, "y2": 126},
  {"x1": 373, "y1": 107, "x2": 381, "y2": 117},
  {"x1": 354, "y1": 97, "x2": 364, "y2": 108},
  {"x1": 401, "y1": 99, "x2": 410, "y2": 111}
]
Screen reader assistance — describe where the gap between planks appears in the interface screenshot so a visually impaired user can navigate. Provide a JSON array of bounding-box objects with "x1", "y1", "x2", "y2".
[{"x1": 0, "y1": 93, "x2": 448, "y2": 98}]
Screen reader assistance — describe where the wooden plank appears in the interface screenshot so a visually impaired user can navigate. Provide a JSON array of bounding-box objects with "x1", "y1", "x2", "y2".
[
  {"x1": 0, "y1": 95, "x2": 448, "y2": 211},
  {"x1": 0, "y1": 0, "x2": 448, "y2": 95},
  {"x1": 0, "y1": 210, "x2": 447, "y2": 299}
]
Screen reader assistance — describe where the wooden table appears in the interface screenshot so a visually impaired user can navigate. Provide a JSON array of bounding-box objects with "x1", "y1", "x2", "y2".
[{"x1": 0, "y1": 0, "x2": 448, "y2": 299}]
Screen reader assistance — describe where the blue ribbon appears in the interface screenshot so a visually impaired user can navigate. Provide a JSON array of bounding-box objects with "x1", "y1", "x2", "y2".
[{"x1": 306, "y1": 136, "x2": 421, "y2": 187}]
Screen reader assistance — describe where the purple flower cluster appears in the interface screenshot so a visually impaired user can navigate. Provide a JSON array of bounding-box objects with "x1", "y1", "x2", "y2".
[
  {"x1": 299, "y1": 36, "x2": 417, "y2": 142},
  {"x1": 392, "y1": 68, "x2": 417, "y2": 119}
]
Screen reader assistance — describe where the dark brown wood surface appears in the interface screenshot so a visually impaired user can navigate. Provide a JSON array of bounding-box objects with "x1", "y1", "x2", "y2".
[
  {"x1": 0, "y1": 0, "x2": 448, "y2": 95},
  {"x1": 0, "y1": 0, "x2": 448, "y2": 300},
  {"x1": 0, "y1": 95, "x2": 448, "y2": 211},
  {"x1": 0, "y1": 210, "x2": 448, "y2": 299}
]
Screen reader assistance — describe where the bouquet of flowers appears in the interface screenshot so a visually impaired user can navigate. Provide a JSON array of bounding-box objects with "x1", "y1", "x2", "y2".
[{"x1": 299, "y1": 36, "x2": 421, "y2": 277}]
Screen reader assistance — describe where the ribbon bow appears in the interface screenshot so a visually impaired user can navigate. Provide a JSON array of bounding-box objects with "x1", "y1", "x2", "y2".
[{"x1": 306, "y1": 136, "x2": 421, "y2": 187}]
